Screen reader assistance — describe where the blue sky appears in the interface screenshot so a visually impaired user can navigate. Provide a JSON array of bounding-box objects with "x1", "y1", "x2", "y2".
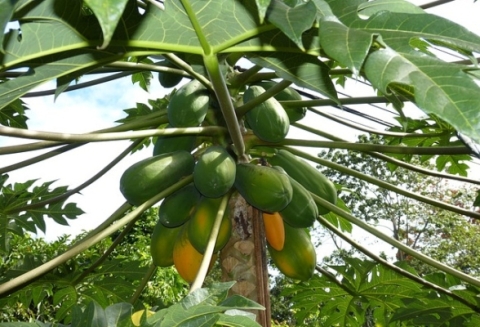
[{"x1": 2, "y1": 1, "x2": 480, "y2": 252}]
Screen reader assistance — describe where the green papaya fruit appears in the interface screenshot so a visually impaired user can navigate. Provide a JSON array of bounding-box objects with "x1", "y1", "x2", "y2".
[
  {"x1": 266, "y1": 149, "x2": 337, "y2": 215},
  {"x1": 194, "y1": 146, "x2": 236, "y2": 198},
  {"x1": 153, "y1": 124, "x2": 196, "y2": 156},
  {"x1": 150, "y1": 220, "x2": 182, "y2": 267},
  {"x1": 158, "y1": 60, "x2": 183, "y2": 88},
  {"x1": 187, "y1": 196, "x2": 232, "y2": 254},
  {"x1": 167, "y1": 79, "x2": 210, "y2": 127},
  {"x1": 159, "y1": 183, "x2": 201, "y2": 227},
  {"x1": 254, "y1": 81, "x2": 306, "y2": 122},
  {"x1": 243, "y1": 85, "x2": 290, "y2": 143},
  {"x1": 119, "y1": 151, "x2": 195, "y2": 206},
  {"x1": 268, "y1": 222, "x2": 316, "y2": 281},
  {"x1": 279, "y1": 175, "x2": 318, "y2": 228},
  {"x1": 234, "y1": 162, "x2": 292, "y2": 212}
]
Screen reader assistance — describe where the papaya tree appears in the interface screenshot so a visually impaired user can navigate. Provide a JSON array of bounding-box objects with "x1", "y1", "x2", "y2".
[{"x1": 2, "y1": 0, "x2": 480, "y2": 326}]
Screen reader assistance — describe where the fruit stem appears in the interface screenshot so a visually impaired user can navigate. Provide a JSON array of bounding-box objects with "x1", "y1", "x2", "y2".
[
  {"x1": 312, "y1": 192, "x2": 480, "y2": 289},
  {"x1": 229, "y1": 65, "x2": 262, "y2": 88},
  {"x1": 203, "y1": 54, "x2": 248, "y2": 161},
  {"x1": 236, "y1": 80, "x2": 292, "y2": 117},
  {"x1": 189, "y1": 192, "x2": 231, "y2": 293}
]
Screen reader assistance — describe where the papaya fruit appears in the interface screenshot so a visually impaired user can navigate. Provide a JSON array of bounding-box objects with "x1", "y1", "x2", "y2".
[
  {"x1": 254, "y1": 81, "x2": 306, "y2": 122},
  {"x1": 243, "y1": 85, "x2": 290, "y2": 143},
  {"x1": 173, "y1": 224, "x2": 217, "y2": 283},
  {"x1": 266, "y1": 149, "x2": 337, "y2": 215},
  {"x1": 268, "y1": 223, "x2": 316, "y2": 281},
  {"x1": 159, "y1": 183, "x2": 201, "y2": 227},
  {"x1": 153, "y1": 124, "x2": 196, "y2": 156},
  {"x1": 279, "y1": 176, "x2": 318, "y2": 228},
  {"x1": 150, "y1": 219, "x2": 182, "y2": 267},
  {"x1": 187, "y1": 196, "x2": 232, "y2": 254},
  {"x1": 234, "y1": 162, "x2": 292, "y2": 213},
  {"x1": 158, "y1": 60, "x2": 183, "y2": 88},
  {"x1": 194, "y1": 146, "x2": 236, "y2": 198},
  {"x1": 119, "y1": 151, "x2": 194, "y2": 206},
  {"x1": 131, "y1": 309, "x2": 154, "y2": 326},
  {"x1": 167, "y1": 79, "x2": 210, "y2": 127},
  {"x1": 263, "y1": 212, "x2": 285, "y2": 251}
]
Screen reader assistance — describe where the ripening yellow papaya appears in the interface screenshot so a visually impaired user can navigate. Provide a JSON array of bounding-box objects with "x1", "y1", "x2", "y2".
[
  {"x1": 262, "y1": 212, "x2": 285, "y2": 251},
  {"x1": 173, "y1": 224, "x2": 217, "y2": 283}
]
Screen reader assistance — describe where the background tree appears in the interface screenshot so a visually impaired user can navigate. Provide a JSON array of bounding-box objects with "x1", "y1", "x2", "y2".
[{"x1": 2, "y1": 0, "x2": 480, "y2": 326}]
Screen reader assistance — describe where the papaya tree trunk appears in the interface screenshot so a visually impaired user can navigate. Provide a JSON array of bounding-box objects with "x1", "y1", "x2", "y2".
[{"x1": 220, "y1": 192, "x2": 271, "y2": 327}]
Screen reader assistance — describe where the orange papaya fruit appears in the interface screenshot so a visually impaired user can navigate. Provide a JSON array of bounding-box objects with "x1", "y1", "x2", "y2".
[
  {"x1": 173, "y1": 224, "x2": 217, "y2": 283},
  {"x1": 268, "y1": 223, "x2": 316, "y2": 281},
  {"x1": 187, "y1": 196, "x2": 232, "y2": 254},
  {"x1": 263, "y1": 212, "x2": 285, "y2": 251}
]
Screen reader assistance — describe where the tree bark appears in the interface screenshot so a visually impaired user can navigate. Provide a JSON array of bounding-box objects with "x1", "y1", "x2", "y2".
[{"x1": 220, "y1": 192, "x2": 271, "y2": 327}]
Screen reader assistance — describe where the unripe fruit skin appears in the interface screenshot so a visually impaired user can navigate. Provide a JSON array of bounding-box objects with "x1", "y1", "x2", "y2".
[
  {"x1": 167, "y1": 79, "x2": 209, "y2": 127},
  {"x1": 194, "y1": 146, "x2": 236, "y2": 198},
  {"x1": 119, "y1": 151, "x2": 195, "y2": 206},
  {"x1": 150, "y1": 220, "x2": 182, "y2": 267},
  {"x1": 243, "y1": 85, "x2": 290, "y2": 143},
  {"x1": 153, "y1": 124, "x2": 196, "y2": 156},
  {"x1": 158, "y1": 60, "x2": 183, "y2": 88},
  {"x1": 187, "y1": 196, "x2": 232, "y2": 254},
  {"x1": 254, "y1": 81, "x2": 306, "y2": 122},
  {"x1": 159, "y1": 183, "x2": 201, "y2": 227},
  {"x1": 267, "y1": 149, "x2": 337, "y2": 215},
  {"x1": 279, "y1": 176, "x2": 318, "y2": 228},
  {"x1": 234, "y1": 163, "x2": 293, "y2": 213},
  {"x1": 268, "y1": 223, "x2": 316, "y2": 281}
]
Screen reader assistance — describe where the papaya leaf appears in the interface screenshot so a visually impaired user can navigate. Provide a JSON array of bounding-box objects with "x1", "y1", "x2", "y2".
[
  {"x1": 356, "y1": 0, "x2": 424, "y2": 18},
  {"x1": 70, "y1": 301, "x2": 107, "y2": 327},
  {"x1": 318, "y1": 18, "x2": 375, "y2": 75},
  {"x1": 83, "y1": 0, "x2": 130, "y2": 49},
  {"x1": 265, "y1": 0, "x2": 317, "y2": 50},
  {"x1": 0, "y1": 175, "x2": 84, "y2": 252},
  {"x1": 130, "y1": 57, "x2": 154, "y2": 92},
  {"x1": 104, "y1": 302, "x2": 135, "y2": 327},
  {"x1": 0, "y1": 0, "x2": 19, "y2": 53},
  {"x1": 248, "y1": 52, "x2": 338, "y2": 102},
  {"x1": 0, "y1": 98, "x2": 29, "y2": 128},
  {"x1": 216, "y1": 312, "x2": 261, "y2": 327},
  {"x1": 364, "y1": 49, "x2": 480, "y2": 144},
  {"x1": 0, "y1": 51, "x2": 123, "y2": 110},
  {"x1": 255, "y1": 0, "x2": 272, "y2": 23}
]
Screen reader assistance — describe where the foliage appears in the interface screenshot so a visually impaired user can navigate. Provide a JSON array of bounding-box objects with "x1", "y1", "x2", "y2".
[{"x1": 2, "y1": 0, "x2": 480, "y2": 326}]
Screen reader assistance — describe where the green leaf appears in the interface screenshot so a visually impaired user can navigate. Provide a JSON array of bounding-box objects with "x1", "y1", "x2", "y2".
[
  {"x1": 215, "y1": 312, "x2": 262, "y2": 327},
  {"x1": 248, "y1": 52, "x2": 338, "y2": 101},
  {"x1": 84, "y1": 0, "x2": 130, "y2": 49},
  {"x1": 0, "y1": 0, "x2": 18, "y2": 53},
  {"x1": 0, "y1": 51, "x2": 122, "y2": 110},
  {"x1": 71, "y1": 301, "x2": 107, "y2": 327},
  {"x1": 357, "y1": 0, "x2": 424, "y2": 19},
  {"x1": 130, "y1": 57, "x2": 154, "y2": 92},
  {"x1": 318, "y1": 18, "x2": 374, "y2": 75},
  {"x1": 105, "y1": 303, "x2": 135, "y2": 327},
  {"x1": 0, "y1": 98, "x2": 29, "y2": 128},
  {"x1": 255, "y1": 0, "x2": 272, "y2": 24},
  {"x1": 364, "y1": 49, "x2": 480, "y2": 144},
  {"x1": 266, "y1": 0, "x2": 317, "y2": 50}
]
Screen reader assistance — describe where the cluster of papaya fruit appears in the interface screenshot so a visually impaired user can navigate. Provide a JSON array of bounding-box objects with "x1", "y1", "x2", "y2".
[{"x1": 118, "y1": 74, "x2": 338, "y2": 283}]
